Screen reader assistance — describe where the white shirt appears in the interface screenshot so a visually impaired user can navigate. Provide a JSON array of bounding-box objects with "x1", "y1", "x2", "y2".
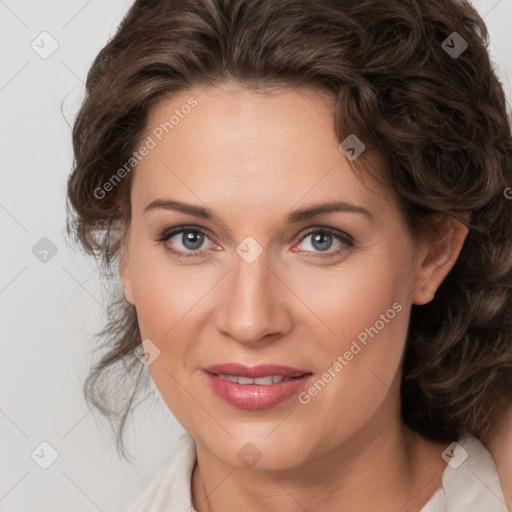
[{"x1": 116, "y1": 433, "x2": 508, "y2": 511}]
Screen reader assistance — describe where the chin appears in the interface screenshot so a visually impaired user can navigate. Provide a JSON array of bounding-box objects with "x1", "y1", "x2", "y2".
[{"x1": 199, "y1": 428, "x2": 312, "y2": 472}]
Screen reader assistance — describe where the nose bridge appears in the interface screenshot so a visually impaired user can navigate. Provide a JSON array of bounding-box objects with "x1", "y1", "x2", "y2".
[{"x1": 215, "y1": 246, "x2": 285, "y2": 344}]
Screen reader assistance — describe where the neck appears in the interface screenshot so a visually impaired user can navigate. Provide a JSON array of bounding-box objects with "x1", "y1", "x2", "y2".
[{"x1": 191, "y1": 395, "x2": 447, "y2": 512}]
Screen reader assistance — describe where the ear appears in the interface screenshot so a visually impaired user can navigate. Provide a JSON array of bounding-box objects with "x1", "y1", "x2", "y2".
[
  {"x1": 118, "y1": 232, "x2": 135, "y2": 306},
  {"x1": 411, "y1": 214, "x2": 469, "y2": 305}
]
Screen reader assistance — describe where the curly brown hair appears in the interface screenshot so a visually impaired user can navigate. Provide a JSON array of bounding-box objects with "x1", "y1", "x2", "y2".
[{"x1": 66, "y1": 0, "x2": 512, "y2": 459}]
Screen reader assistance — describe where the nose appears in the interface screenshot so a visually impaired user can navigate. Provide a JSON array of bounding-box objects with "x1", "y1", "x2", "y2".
[{"x1": 213, "y1": 249, "x2": 293, "y2": 347}]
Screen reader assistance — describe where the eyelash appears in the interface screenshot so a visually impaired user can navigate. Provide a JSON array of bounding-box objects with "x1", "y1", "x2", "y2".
[{"x1": 156, "y1": 225, "x2": 355, "y2": 260}]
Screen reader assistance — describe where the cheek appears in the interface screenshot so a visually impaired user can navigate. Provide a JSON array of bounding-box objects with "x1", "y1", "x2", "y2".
[
  {"x1": 296, "y1": 254, "x2": 408, "y2": 352},
  {"x1": 128, "y1": 240, "x2": 211, "y2": 337},
  {"x1": 128, "y1": 246, "x2": 225, "y2": 406},
  {"x1": 128, "y1": 252, "x2": 211, "y2": 425},
  {"x1": 290, "y1": 247, "x2": 412, "y2": 413}
]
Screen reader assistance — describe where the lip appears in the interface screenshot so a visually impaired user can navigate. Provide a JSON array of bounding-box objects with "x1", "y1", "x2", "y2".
[{"x1": 202, "y1": 363, "x2": 313, "y2": 409}]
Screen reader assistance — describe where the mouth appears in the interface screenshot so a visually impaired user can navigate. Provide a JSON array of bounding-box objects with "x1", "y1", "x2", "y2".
[{"x1": 202, "y1": 363, "x2": 314, "y2": 409}]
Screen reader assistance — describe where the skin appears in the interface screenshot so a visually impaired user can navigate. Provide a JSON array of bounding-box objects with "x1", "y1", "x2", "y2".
[{"x1": 119, "y1": 83, "x2": 470, "y2": 511}]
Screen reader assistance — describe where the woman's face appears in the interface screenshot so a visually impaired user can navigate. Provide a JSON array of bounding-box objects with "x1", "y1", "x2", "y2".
[{"x1": 119, "y1": 84, "x2": 451, "y2": 470}]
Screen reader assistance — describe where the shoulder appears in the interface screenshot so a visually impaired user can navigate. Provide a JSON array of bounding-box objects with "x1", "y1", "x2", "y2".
[
  {"x1": 116, "y1": 432, "x2": 196, "y2": 512},
  {"x1": 421, "y1": 434, "x2": 508, "y2": 511}
]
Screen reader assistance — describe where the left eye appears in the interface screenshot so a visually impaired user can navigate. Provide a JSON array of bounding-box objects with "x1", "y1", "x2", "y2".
[
  {"x1": 293, "y1": 229, "x2": 353, "y2": 258},
  {"x1": 296, "y1": 229, "x2": 348, "y2": 254}
]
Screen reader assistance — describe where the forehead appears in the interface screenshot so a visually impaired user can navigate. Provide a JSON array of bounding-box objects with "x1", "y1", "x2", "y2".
[{"x1": 131, "y1": 85, "x2": 392, "y2": 223}]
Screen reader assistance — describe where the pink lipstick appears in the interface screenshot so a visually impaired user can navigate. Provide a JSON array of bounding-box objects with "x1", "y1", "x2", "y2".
[{"x1": 202, "y1": 363, "x2": 313, "y2": 409}]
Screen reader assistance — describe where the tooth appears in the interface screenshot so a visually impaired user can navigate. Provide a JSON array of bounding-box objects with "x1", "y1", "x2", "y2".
[
  {"x1": 219, "y1": 373, "x2": 238, "y2": 383},
  {"x1": 254, "y1": 376, "x2": 275, "y2": 385},
  {"x1": 237, "y1": 376, "x2": 254, "y2": 384},
  {"x1": 216, "y1": 374, "x2": 296, "y2": 385}
]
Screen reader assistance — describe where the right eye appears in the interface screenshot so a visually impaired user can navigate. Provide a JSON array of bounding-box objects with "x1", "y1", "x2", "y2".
[{"x1": 157, "y1": 226, "x2": 217, "y2": 259}]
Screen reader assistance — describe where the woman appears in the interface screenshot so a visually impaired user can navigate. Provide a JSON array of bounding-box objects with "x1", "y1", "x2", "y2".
[{"x1": 66, "y1": 0, "x2": 512, "y2": 510}]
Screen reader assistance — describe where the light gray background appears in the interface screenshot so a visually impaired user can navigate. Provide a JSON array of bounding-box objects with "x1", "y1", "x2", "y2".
[{"x1": 1, "y1": 0, "x2": 511, "y2": 510}]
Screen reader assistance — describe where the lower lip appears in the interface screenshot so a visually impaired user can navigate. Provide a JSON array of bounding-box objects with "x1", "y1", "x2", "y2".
[{"x1": 203, "y1": 371, "x2": 313, "y2": 409}]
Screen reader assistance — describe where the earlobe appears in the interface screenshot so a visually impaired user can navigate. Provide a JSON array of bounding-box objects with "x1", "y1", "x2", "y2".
[{"x1": 412, "y1": 216, "x2": 469, "y2": 306}]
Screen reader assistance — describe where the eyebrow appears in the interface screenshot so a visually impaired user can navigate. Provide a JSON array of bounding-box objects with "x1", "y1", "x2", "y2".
[{"x1": 143, "y1": 199, "x2": 372, "y2": 224}]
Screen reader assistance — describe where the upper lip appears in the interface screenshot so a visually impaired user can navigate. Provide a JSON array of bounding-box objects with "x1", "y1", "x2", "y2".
[{"x1": 203, "y1": 363, "x2": 311, "y2": 378}]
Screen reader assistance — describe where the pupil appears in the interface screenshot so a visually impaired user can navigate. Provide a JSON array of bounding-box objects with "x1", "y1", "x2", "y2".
[
  {"x1": 312, "y1": 232, "x2": 332, "y2": 251},
  {"x1": 183, "y1": 230, "x2": 203, "y2": 250}
]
